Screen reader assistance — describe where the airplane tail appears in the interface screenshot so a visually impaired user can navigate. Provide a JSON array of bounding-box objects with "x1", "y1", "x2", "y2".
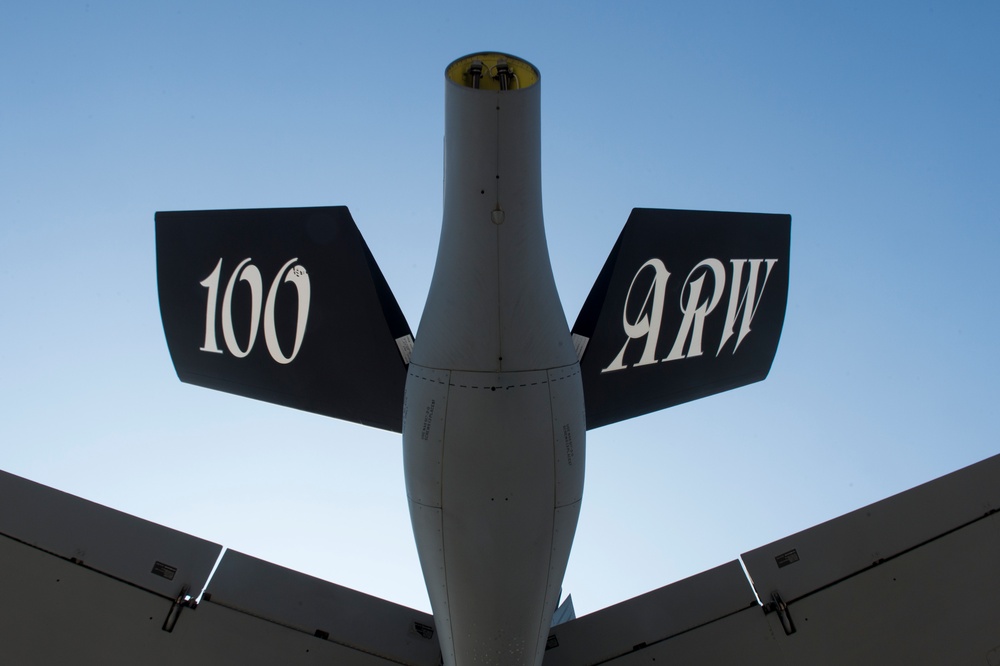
[
  {"x1": 156, "y1": 206, "x2": 412, "y2": 432},
  {"x1": 572, "y1": 208, "x2": 791, "y2": 429}
]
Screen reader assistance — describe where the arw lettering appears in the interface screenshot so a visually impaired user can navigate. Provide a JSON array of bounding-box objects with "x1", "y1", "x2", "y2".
[{"x1": 602, "y1": 258, "x2": 778, "y2": 373}]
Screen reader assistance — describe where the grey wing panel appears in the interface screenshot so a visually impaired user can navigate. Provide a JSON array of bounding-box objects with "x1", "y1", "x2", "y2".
[
  {"x1": 741, "y1": 452, "x2": 1000, "y2": 605},
  {"x1": 205, "y1": 550, "x2": 441, "y2": 665},
  {"x1": 156, "y1": 206, "x2": 412, "y2": 433},
  {"x1": 738, "y1": 452, "x2": 1000, "y2": 664},
  {"x1": 0, "y1": 534, "x2": 206, "y2": 664},
  {"x1": 543, "y1": 454, "x2": 1000, "y2": 665},
  {"x1": 0, "y1": 469, "x2": 439, "y2": 665},
  {"x1": 0, "y1": 469, "x2": 220, "y2": 600},
  {"x1": 572, "y1": 208, "x2": 790, "y2": 430},
  {"x1": 541, "y1": 561, "x2": 758, "y2": 665},
  {"x1": 0, "y1": 468, "x2": 220, "y2": 663}
]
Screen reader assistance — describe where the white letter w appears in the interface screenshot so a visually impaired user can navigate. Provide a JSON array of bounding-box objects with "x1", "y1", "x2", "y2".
[{"x1": 717, "y1": 259, "x2": 778, "y2": 355}]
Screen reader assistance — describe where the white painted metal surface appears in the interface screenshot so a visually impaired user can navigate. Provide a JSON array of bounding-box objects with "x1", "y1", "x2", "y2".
[
  {"x1": 404, "y1": 53, "x2": 586, "y2": 666},
  {"x1": 411, "y1": 54, "x2": 574, "y2": 373}
]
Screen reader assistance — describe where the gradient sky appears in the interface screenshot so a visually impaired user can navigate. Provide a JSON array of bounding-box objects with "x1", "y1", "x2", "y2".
[{"x1": 2, "y1": 2, "x2": 998, "y2": 616}]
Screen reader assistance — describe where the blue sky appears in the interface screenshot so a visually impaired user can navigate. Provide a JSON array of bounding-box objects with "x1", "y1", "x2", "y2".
[{"x1": 1, "y1": 2, "x2": 998, "y2": 615}]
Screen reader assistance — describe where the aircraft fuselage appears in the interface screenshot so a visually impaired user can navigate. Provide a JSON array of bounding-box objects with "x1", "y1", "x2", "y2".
[{"x1": 402, "y1": 53, "x2": 585, "y2": 666}]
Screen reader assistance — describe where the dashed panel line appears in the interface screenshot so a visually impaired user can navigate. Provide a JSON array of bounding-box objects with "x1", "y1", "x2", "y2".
[{"x1": 407, "y1": 367, "x2": 580, "y2": 392}]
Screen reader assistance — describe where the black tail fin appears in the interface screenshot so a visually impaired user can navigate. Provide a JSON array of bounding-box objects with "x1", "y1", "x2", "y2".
[
  {"x1": 572, "y1": 208, "x2": 791, "y2": 429},
  {"x1": 156, "y1": 206, "x2": 412, "y2": 432}
]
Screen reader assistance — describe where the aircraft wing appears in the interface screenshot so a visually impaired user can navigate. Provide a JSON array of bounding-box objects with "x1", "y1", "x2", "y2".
[
  {"x1": 4, "y1": 454, "x2": 1000, "y2": 663},
  {"x1": 572, "y1": 208, "x2": 791, "y2": 429},
  {"x1": 156, "y1": 206, "x2": 412, "y2": 432},
  {"x1": 541, "y1": 453, "x2": 1000, "y2": 664},
  {"x1": 0, "y1": 470, "x2": 439, "y2": 665}
]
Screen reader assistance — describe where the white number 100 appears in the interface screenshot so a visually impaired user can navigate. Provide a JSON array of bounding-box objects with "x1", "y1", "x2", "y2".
[{"x1": 199, "y1": 258, "x2": 311, "y2": 364}]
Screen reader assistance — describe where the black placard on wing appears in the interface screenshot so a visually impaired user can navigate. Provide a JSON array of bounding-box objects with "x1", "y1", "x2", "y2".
[
  {"x1": 572, "y1": 208, "x2": 791, "y2": 430},
  {"x1": 156, "y1": 206, "x2": 411, "y2": 432}
]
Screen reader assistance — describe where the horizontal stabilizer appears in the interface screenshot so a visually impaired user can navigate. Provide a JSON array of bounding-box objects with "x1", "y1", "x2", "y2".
[
  {"x1": 572, "y1": 208, "x2": 790, "y2": 429},
  {"x1": 156, "y1": 206, "x2": 412, "y2": 432}
]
